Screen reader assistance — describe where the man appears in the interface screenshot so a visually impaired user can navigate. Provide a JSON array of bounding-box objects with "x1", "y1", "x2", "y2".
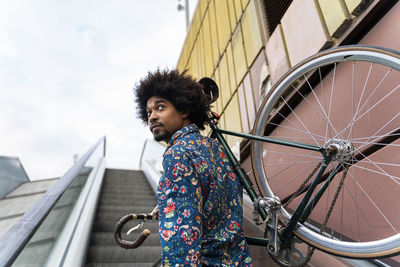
[{"x1": 134, "y1": 69, "x2": 252, "y2": 266}]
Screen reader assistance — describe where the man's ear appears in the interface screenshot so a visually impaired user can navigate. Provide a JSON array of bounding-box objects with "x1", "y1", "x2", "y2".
[{"x1": 182, "y1": 112, "x2": 189, "y2": 119}]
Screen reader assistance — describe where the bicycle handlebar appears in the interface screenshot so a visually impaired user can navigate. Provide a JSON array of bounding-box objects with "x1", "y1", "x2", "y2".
[{"x1": 114, "y1": 213, "x2": 154, "y2": 249}]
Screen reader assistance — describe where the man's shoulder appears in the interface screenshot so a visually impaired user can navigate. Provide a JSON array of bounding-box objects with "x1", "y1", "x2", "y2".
[
  {"x1": 166, "y1": 132, "x2": 217, "y2": 155},
  {"x1": 179, "y1": 131, "x2": 218, "y2": 149}
]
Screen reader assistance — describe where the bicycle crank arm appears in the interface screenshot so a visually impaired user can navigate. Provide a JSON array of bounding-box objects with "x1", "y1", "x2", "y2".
[
  {"x1": 267, "y1": 212, "x2": 280, "y2": 256},
  {"x1": 254, "y1": 196, "x2": 282, "y2": 256}
]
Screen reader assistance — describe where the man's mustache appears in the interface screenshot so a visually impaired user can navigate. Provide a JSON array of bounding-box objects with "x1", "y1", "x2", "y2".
[{"x1": 150, "y1": 123, "x2": 163, "y2": 132}]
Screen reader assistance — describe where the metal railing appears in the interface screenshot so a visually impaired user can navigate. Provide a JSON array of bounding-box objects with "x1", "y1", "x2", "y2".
[
  {"x1": 139, "y1": 139, "x2": 165, "y2": 193},
  {"x1": 0, "y1": 136, "x2": 106, "y2": 266}
]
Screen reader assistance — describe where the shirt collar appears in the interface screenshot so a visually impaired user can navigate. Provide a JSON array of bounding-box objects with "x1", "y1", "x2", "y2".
[{"x1": 168, "y1": 124, "x2": 199, "y2": 146}]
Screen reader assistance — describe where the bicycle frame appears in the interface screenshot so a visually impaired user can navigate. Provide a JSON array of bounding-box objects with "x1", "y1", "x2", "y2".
[
  {"x1": 115, "y1": 46, "x2": 400, "y2": 263},
  {"x1": 209, "y1": 113, "x2": 337, "y2": 250}
]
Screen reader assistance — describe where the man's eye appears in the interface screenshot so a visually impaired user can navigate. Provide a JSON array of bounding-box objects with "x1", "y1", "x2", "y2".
[{"x1": 158, "y1": 105, "x2": 165, "y2": 110}]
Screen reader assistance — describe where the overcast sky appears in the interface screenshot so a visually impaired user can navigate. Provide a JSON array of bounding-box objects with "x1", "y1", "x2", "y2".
[{"x1": 0, "y1": 0, "x2": 197, "y2": 180}]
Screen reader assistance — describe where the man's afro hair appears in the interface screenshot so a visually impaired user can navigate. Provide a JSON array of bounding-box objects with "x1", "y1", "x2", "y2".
[{"x1": 134, "y1": 69, "x2": 210, "y2": 130}]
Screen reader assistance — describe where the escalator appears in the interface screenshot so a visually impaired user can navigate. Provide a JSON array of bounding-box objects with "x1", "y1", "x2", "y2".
[
  {"x1": 0, "y1": 137, "x2": 163, "y2": 266},
  {"x1": 85, "y1": 169, "x2": 161, "y2": 266}
]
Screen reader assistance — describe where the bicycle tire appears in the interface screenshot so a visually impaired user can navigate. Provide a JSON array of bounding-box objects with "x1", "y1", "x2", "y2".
[{"x1": 251, "y1": 45, "x2": 400, "y2": 258}]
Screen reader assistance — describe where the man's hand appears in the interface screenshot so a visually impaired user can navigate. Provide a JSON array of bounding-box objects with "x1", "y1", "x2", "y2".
[{"x1": 151, "y1": 207, "x2": 159, "y2": 220}]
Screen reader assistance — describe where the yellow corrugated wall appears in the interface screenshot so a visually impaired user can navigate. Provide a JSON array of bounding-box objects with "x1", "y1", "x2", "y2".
[
  {"x1": 177, "y1": 0, "x2": 372, "y2": 152},
  {"x1": 176, "y1": 0, "x2": 264, "y2": 150}
]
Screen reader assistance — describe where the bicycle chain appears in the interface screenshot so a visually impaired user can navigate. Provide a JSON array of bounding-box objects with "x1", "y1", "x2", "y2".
[
  {"x1": 303, "y1": 165, "x2": 349, "y2": 266},
  {"x1": 267, "y1": 161, "x2": 321, "y2": 267},
  {"x1": 271, "y1": 161, "x2": 321, "y2": 267},
  {"x1": 283, "y1": 161, "x2": 323, "y2": 208},
  {"x1": 277, "y1": 162, "x2": 349, "y2": 267}
]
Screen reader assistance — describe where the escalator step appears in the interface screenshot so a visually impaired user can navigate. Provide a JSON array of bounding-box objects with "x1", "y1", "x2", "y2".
[
  {"x1": 96, "y1": 212, "x2": 157, "y2": 221},
  {"x1": 86, "y1": 169, "x2": 161, "y2": 265},
  {"x1": 86, "y1": 245, "x2": 161, "y2": 263},
  {"x1": 92, "y1": 221, "x2": 159, "y2": 233},
  {"x1": 86, "y1": 262, "x2": 159, "y2": 267},
  {"x1": 90, "y1": 232, "x2": 160, "y2": 246},
  {"x1": 100, "y1": 187, "x2": 153, "y2": 192},
  {"x1": 96, "y1": 205, "x2": 157, "y2": 214},
  {"x1": 99, "y1": 198, "x2": 156, "y2": 206}
]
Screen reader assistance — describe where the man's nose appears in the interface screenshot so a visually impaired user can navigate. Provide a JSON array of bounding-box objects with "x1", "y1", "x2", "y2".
[{"x1": 148, "y1": 111, "x2": 157, "y2": 123}]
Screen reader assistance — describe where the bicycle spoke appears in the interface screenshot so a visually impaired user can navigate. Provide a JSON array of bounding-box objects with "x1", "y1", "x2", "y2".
[
  {"x1": 353, "y1": 165, "x2": 361, "y2": 241},
  {"x1": 353, "y1": 67, "x2": 390, "y2": 120},
  {"x1": 352, "y1": 68, "x2": 392, "y2": 122},
  {"x1": 266, "y1": 155, "x2": 317, "y2": 182},
  {"x1": 274, "y1": 108, "x2": 328, "y2": 141},
  {"x1": 338, "y1": 83, "x2": 400, "y2": 140},
  {"x1": 301, "y1": 74, "x2": 339, "y2": 137},
  {"x1": 342, "y1": 180, "x2": 378, "y2": 238},
  {"x1": 265, "y1": 135, "x2": 326, "y2": 142},
  {"x1": 353, "y1": 63, "x2": 373, "y2": 131},
  {"x1": 280, "y1": 96, "x2": 320, "y2": 146},
  {"x1": 263, "y1": 160, "x2": 318, "y2": 166},
  {"x1": 325, "y1": 62, "x2": 337, "y2": 142},
  {"x1": 274, "y1": 159, "x2": 321, "y2": 195},
  {"x1": 350, "y1": 141, "x2": 400, "y2": 148},
  {"x1": 345, "y1": 161, "x2": 400, "y2": 184},
  {"x1": 355, "y1": 114, "x2": 400, "y2": 151},
  {"x1": 347, "y1": 60, "x2": 356, "y2": 142},
  {"x1": 268, "y1": 119, "x2": 326, "y2": 142},
  {"x1": 318, "y1": 66, "x2": 330, "y2": 144},
  {"x1": 343, "y1": 67, "x2": 392, "y2": 141},
  {"x1": 345, "y1": 170, "x2": 398, "y2": 233},
  {"x1": 345, "y1": 162, "x2": 400, "y2": 206},
  {"x1": 351, "y1": 148, "x2": 400, "y2": 185},
  {"x1": 349, "y1": 134, "x2": 400, "y2": 142},
  {"x1": 340, "y1": 104, "x2": 400, "y2": 147},
  {"x1": 350, "y1": 132, "x2": 400, "y2": 141},
  {"x1": 350, "y1": 159, "x2": 400, "y2": 168}
]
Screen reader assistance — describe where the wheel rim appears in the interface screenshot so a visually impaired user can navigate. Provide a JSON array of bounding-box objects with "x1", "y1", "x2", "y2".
[{"x1": 251, "y1": 46, "x2": 400, "y2": 257}]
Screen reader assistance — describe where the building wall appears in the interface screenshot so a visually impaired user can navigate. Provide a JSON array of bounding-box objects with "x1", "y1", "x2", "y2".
[
  {"x1": 176, "y1": 1, "x2": 399, "y2": 265},
  {"x1": 177, "y1": 0, "x2": 375, "y2": 153},
  {"x1": 177, "y1": 0, "x2": 265, "y2": 151}
]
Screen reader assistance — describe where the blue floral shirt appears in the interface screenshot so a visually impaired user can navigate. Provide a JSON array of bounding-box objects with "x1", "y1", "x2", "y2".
[{"x1": 157, "y1": 124, "x2": 252, "y2": 266}]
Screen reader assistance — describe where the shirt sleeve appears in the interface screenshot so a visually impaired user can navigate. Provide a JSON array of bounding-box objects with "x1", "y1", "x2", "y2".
[{"x1": 157, "y1": 150, "x2": 202, "y2": 266}]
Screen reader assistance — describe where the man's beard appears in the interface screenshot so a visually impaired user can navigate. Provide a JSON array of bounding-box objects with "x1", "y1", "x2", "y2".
[{"x1": 152, "y1": 128, "x2": 171, "y2": 142}]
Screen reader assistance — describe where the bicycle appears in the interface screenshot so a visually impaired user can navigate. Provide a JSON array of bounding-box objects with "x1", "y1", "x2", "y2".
[{"x1": 114, "y1": 45, "x2": 400, "y2": 266}]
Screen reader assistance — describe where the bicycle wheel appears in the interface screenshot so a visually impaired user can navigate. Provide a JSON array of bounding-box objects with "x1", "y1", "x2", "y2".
[{"x1": 251, "y1": 45, "x2": 400, "y2": 258}]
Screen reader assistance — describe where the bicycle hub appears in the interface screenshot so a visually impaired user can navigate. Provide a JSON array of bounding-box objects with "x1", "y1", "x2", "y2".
[{"x1": 325, "y1": 139, "x2": 354, "y2": 162}]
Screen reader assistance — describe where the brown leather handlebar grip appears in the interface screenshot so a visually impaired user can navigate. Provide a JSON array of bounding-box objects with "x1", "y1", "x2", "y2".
[{"x1": 114, "y1": 214, "x2": 153, "y2": 249}]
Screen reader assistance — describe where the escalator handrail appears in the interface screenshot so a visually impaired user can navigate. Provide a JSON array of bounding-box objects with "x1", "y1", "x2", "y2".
[{"x1": 0, "y1": 136, "x2": 106, "y2": 266}]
